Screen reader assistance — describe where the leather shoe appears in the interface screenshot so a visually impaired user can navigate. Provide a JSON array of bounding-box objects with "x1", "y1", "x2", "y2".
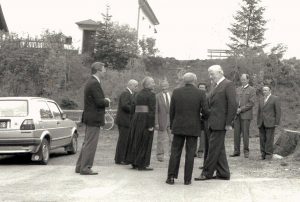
[
  {"x1": 212, "y1": 175, "x2": 230, "y2": 180},
  {"x1": 199, "y1": 166, "x2": 204, "y2": 169},
  {"x1": 75, "y1": 168, "x2": 80, "y2": 173},
  {"x1": 80, "y1": 170, "x2": 98, "y2": 175},
  {"x1": 244, "y1": 153, "x2": 249, "y2": 158},
  {"x1": 166, "y1": 177, "x2": 175, "y2": 185},
  {"x1": 138, "y1": 167, "x2": 154, "y2": 171},
  {"x1": 194, "y1": 174, "x2": 211, "y2": 181},
  {"x1": 229, "y1": 153, "x2": 240, "y2": 157},
  {"x1": 184, "y1": 180, "x2": 191, "y2": 185}
]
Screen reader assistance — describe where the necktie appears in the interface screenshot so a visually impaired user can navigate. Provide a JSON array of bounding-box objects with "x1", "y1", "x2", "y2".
[{"x1": 164, "y1": 92, "x2": 170, "y2": 109}]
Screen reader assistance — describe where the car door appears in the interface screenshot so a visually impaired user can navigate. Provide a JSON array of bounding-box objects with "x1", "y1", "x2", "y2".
[
  {"x1": 47, "y1": 101, "x2": 72, "y2": 147},
  {"x1": 36, "y1": 100, "x2": 58, "y2": 147}
]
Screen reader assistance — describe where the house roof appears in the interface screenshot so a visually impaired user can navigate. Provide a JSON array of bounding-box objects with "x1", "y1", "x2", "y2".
[
  {"x1": 75, "y1": 19, "x2": 100, "y2": 31},
  {"x1": 0, "y1": 4, "x2": 8, "y2": 32},
  {"x1": 76, "y1": 19, "x2": 98, "y2": 26},
  {"x1": 139, "y1": 0, "x2": 159, "y2": 25}
]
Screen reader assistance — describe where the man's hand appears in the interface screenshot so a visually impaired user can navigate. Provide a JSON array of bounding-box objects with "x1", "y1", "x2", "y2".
[
  {"x1": 225, "y1": 125, "x2": 233, "y2": 130},
  {"x1": 148, "y1": 127, "x2": 154, "y2": 131},
  {"x1": 237, "y1": 108, "x2": 242, "y2": 114},
  {"x1": 105, "y1": 98, "x2": 111, "y2": 103}
]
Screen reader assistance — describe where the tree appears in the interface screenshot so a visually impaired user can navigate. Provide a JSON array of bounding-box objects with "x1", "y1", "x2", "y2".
[
  {"x1": 227, "y1": 0, "x2": 267, "y2": 55},
  {"x1": 94, "y1": 5, "x2": 138, "y2": 70},
  {"x1": 139, "y1": 37, "x2": 158, "y2": 56}
]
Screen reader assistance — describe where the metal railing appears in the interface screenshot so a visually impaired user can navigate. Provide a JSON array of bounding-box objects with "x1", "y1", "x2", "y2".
[{"x1": 63, "y1": 109, "x2": 117, "y2": 130}]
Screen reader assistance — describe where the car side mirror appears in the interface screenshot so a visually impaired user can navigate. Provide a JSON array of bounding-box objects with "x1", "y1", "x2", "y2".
[{"x1": 62, "y1": 113, "x2": 67, "y2": 120}]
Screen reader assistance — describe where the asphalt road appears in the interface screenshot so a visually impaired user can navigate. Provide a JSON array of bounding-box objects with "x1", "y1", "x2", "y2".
[{"x1": 1, "y1": 127, "x2": 300, "y2": 201}]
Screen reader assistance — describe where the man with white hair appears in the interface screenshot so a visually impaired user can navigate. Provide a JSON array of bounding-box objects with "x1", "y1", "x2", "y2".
[
  {"x1": 166, "y1": 72, "x2": 208, "y2": 185},
  {"x1": 195, "y1": 65, "x2": 237, "y2": 181},
  {"x1": 115, "y1": 79, "x2": 138, "y2": 165},
  {"x1": 125, "y1": 76, "x2": 156, "y2": 171}
]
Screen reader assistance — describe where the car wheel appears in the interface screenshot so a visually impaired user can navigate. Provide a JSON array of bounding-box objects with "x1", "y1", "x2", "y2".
[
  {"x1": 66, "y1": 133, "x2": 78, "y2": 154},
  {"x1": 40, "y1": 138, "x2": 50, "y2": 165}
]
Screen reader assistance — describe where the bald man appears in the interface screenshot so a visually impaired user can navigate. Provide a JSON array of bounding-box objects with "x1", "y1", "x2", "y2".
[
  {"x1": 166, "y1": 72, "x2": 208, "y2": 185},
  {"x1": 115, "y1": 79, "x2": 138, "y2": 165},
  {"x1": 230, "y1": 74, "x2": 256, "y2": 158}
]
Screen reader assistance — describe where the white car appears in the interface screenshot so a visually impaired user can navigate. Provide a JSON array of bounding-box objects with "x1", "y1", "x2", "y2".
[{"x1": 0, "y1": 97, "x2": 78, "y2": 164}]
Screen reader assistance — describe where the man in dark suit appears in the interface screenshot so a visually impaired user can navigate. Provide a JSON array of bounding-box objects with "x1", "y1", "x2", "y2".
[
  {"x1": 75, "y1": 62, "x2": 110, "y2": 175},
  {"x1": 114, "y1": 79, "x2": 138, "y2": 164},
  {"x1": 230, "y1": 74, "x2": 256, "y2": 158},
  {"x1": 195, "y1": 65, "x2": 237, "y2": 181},
  {"x1": 166, "y1": 72, "x2": 208, "y2": 185},
  {"x1": 155, "y1": 80, "x2": 172, "y2": 162},
  {"x1": 257, "y1": 85, "x2": 281, "y2": 160}
]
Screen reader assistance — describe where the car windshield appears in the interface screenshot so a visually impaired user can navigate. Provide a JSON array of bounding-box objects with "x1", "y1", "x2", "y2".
[{"x1": 0, "y1": 100, "x2": 28, "y2": 117}]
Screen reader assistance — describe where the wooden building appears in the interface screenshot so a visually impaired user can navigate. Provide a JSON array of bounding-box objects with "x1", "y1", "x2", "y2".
[{"x1": 75, "y1": 19, "x2": 99, "y2": 54}]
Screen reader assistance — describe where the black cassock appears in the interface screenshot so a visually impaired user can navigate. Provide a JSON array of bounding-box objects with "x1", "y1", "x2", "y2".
[
  {"x1": 114, "y1": 89, "x2": 135, "y2": 164},
  {"x1": 125, "y1": 88, "x2": 156, "y2": 168}
]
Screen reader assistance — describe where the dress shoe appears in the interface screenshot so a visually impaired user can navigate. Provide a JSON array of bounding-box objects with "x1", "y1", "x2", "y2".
[
  {"x1": 194, "y1": 174, "x2": 211, "y2": 181},
  {"x1": 229, "y1": 153, "x2": 240, "y2": 157},
  {"x1": 138, "y1": 167, "x2": 154, "y2": 171},
  {"x1": 199, "y1": 166, "x2": 204, "y2": 169},
  {"x1": 212, "y1": 175, "x2": 230, "y2": 180},
  {"x1": 244, "y1": 153, "x2": 249, "y2": 158},
  {"x1": 131, "y1": 165, "x2": 137, "y2": 169},
  {"x1": 166, "y1": 177, "x2": 175, "y2": 185},
  {"x1": 261, "y1": 155, "x2": 266, "y2": 160},
  {"x1": 157, "y1": 158, "x2": 164, "y2": 162},
  {"x1": 184, "y1": 180, "x2": 191, "y2": 185},
  {"x1": 120, "y1": 161, "x2": 129, "y2": 165},
  {"x1": 80, "y1": 170, "x2": 98, "y2": 175}
]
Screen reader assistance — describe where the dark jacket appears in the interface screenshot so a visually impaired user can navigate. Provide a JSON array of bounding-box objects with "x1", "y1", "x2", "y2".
[
  {"x1": 257, "y1": 95, "x2": 281, "y2": 128},
  {"x1": 208, "y1": 79, "x2": 237, "y2": 130},
  {"x1": 82, "y1": 76, "x2": 109, "y2": 127},
  {"x1": 115, "y1": 89, "x2": 135, "y2": 128},
  {"x1": 170, "y1": 84, "x2": 209, "y2": 136},
  {"x1": 236, "y1": 85, "x2": 256, "y2": 120}
]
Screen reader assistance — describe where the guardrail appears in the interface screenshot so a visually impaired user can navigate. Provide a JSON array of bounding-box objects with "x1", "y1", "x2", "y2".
[{"x1": 63, "y1": 109, "x2": 117, "y2": 123}]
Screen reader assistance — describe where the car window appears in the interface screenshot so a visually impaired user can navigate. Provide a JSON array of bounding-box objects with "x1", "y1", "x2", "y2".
[
  {"x1": 47, "y1": 102, "x2": 62, "y2": 120},
  {"x1": 0, "y1": 100, "x2": 28, "y2": 117},
  {"x1": 37, "y1": 101, "x2": 53, "y2": 119}
]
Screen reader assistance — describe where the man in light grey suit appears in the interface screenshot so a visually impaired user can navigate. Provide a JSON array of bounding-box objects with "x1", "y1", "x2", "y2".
[
  {"x1": 155, "y1": 80, "x2": 172, "y2": 162},
  {"x1": 230, "y1": 74, "x2": 256, "y2": 158},
  {"x1": 257, "y1": 85, "x2": 281, "y2": 160}
]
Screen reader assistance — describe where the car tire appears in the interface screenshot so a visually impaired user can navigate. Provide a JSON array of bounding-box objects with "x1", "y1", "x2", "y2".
[
  {"x1": 39, "y1": 138, "x2": 50, "y2": 165},
  {"x1": 66, "y1": 133, "x2": 78, "y2": 155}
]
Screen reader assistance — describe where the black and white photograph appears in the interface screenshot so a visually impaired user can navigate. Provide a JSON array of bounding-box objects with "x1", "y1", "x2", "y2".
[{"x1": 0, "y1": 0, "x2": 300, "y2": 201}]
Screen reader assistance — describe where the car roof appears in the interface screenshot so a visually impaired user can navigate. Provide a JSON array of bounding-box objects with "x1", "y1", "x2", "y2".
[{"x1": 0, "y1": 97, "x2": 55, "y2": 102}]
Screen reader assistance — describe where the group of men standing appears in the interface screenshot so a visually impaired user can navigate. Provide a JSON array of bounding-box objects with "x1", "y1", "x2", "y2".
[{"x1": 75, "y1": 62, "x2": 281, "y2": 186}]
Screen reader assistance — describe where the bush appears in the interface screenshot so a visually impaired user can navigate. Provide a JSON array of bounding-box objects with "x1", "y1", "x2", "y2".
[{"x1": 60, "y1": 98, "x2": 78, "y2": 109}]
